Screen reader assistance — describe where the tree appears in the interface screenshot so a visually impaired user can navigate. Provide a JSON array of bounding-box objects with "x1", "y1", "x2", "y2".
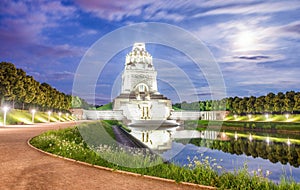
[
  {"x1": 284, "y1": 91, "x2": 295, "y2": 113},
  {"x1": 254, "y1": 96, "x2": 265, "y2": 114},
  {"x1": 226, "y1": 97, "x2": 234, "y2": 111},
  {"x1": 246, "y1": 96, "x2": 256, "y2": 114},
  {"x1": 0, "y1": 62, "x2": 17, "y2": 105},
  {"x1": 294, "y1": 92, "x2": 300, "y2": 113},
  {"x1": 273, "y1": 92, "x2": 284, "y2": 114},
  {"x1": 264, "y1": 93, "x2": 275, "y2": 113},
  {"x1": 232, "y1": 97, "x2": 241, "y2": 114}
]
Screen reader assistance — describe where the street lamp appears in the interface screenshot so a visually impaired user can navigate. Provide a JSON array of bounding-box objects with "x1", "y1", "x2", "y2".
[
  {"x1": 58, "y1": 112, "x2": 62, "y2": 122},
  {"x1": 265, "y1": 114, "x2": 269, "y2": 120},
  {"x1": 31, "y1": 109, "x2": 36, "y2": 124},
  {"x1": 285, "y1": 114, "x2": 289, "y2": 120},
  {"x1": 2, "y1": 106, "x2": 10, "y2": 126},
  {"x1": 48, "y1": 111, "x2": 52, "y2": 122},
  {"x1": 287, "y1": 138, "x2": 291, "y2": 146}
]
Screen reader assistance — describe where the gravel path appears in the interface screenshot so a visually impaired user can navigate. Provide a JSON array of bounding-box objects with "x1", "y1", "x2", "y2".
[{"x1": 0, "y1": 122, "x2": 212, "y2": 190}]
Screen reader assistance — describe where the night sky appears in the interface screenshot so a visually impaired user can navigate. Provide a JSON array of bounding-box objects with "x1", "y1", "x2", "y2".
[{"x1": 1, "y1": 0, "x2": 300, "y2": 104}]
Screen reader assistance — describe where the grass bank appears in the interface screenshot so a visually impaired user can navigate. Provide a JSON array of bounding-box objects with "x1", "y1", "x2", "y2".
[
  {"x1": 30, "y1": 121, "x2": 300, "y2": 190},
  {"x1": 197, "y1": 120, "x2": 300, "y2": 132}
]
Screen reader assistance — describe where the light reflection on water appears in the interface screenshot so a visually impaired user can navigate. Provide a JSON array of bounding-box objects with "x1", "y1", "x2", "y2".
[
  {"x1": 129, "y1": 125, "x2": 300, "y2": 183},
  {"x1": 160, "y1": 142, "x2": 300, "y2": 183}
]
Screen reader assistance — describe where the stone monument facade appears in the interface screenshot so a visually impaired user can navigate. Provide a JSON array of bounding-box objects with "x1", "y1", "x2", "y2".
[{"x1": 113, "y1": 43, "x2": 172, "y2": 121}]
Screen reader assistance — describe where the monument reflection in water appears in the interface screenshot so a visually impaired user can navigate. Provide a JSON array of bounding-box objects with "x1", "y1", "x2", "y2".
[{"x1": 129, "y1": 126, "x2": 300, "y2": 183}]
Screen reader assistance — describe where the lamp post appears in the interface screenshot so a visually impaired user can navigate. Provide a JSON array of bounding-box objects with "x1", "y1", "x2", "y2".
[
  {"x1": 31, "y1": 109, "x2": 36, "y2": 124},
  {"x1": 285, "y1": 114, "x2": 289, "y2": 120},
  {"x1": 265, "y1": 114, "x2": 269, "y2": 120},
  {"x1": 58, "y1": 112, "x2": 62, "y2": 122},
  {"x1": 48, "y1": 111, "x2": 51, "y2": 122},
  {"x1": 2, "y1": 106, "x2": 9, "y2": 126}
]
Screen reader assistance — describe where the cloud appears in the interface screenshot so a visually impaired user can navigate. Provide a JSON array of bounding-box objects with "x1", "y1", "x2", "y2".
[
  {"x1": 50, "y1": 71, "x2": 75, "y2": 81},
  {"x1": 277, "y1": 21, "x2": 300, "y2": 39},
  {"x1": 194, "y1": 1, "x2": 300, "y2": 17},
  {"x1": 0, "y1": 1, "x2": 80, "y2": 58},
  {"x1": 233, "y1": 55, "x2": 270, "y2": 61}
]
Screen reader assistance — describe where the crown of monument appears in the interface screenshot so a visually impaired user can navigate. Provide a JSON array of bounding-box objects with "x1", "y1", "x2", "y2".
[{"x1": 125, "y1": 42, "x2": 153, "y2": 67}]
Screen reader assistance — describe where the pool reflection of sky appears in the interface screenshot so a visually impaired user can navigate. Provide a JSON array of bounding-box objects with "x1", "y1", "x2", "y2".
[{"x1": 161, "y1": 142, "x2": 300, "y2": 183}]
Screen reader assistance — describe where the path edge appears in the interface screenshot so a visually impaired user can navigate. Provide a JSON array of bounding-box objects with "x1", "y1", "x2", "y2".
[{"x1": 27, "y1": 137, "x2": 216, "y2": 190}]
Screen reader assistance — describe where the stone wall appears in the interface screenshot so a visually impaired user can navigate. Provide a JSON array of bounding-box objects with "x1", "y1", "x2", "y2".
[{"x1": 83, "y1": 109, "x2": 227, "y2": 121}]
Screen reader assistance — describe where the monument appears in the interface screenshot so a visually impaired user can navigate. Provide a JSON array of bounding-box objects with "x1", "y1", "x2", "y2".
[
  {"x1": 113, "y1": 43, "x2": 174, "y2": 123},
  {"x1": 83, "y1": 43, "x2": 226, "y2": 122}
]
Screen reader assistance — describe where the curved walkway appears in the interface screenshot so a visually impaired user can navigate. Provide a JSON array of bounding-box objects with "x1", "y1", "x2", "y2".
[{"x1": 0, "y1": 122, "x2": 212, "y2": 190}]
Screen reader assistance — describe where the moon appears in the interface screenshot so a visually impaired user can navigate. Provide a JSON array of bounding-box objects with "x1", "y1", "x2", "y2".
[{"x1": 234, "y1": 30, "x2": 258, "y2": 52}]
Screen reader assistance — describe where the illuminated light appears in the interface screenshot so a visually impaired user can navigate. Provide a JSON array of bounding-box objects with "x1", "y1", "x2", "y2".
[
  {"x1": 58, "y1": 112, "x2": 62, "y2": 122},
  {"x1": 265, "y1": 114, "x2": 269, "y2": 120},
  {"x1": 48, "y1": 111, "x2": 52, "y2": 122},
  {"x1": 234, "y1": 115, "x2": 237, "y2": 120},
  {"x1": 31, "y1": 109, "x2": 36, "y2": 124},
  {"x1": 234, "y1": 131, "x2": 238, "y2": 140},
  {"x1": 285, "y1": 114, "x2": 289, "y2": 120},
  {"x1": 66, "y1": 113, "x2": 69, "y2": 117},
  {"x1": 222, "y1": 131, "x2": 226, "y2": 138},
  {"x1": 249, "y1": 133, "x2": 253, "y2": 142},
  {"x1": 2, "y1": 106, "x2": 10, "y2": 126},
  {"x1": 266, "y1": 136, "x2": 270, "y2": 145},
  {"x1": 248, "y1": 114, "x2": 252, "y2": 119},
  {"x1": 287, "y1": 138, "x2": 291, "y2": 146}
]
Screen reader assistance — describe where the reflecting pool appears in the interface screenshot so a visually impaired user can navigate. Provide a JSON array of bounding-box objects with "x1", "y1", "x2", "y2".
[{"x1": 130, "y1": 126, "x2": 300, "y2": 182}]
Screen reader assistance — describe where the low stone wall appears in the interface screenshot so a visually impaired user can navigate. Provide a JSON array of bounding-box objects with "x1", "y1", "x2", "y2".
[
  {"x1": 170, "y1": 111, "x2": 227, "y2": 120},
  {"x1": 83, "y1": 110, "x2": 227, "y2": 121},
  {"x1": 83, "y1": 110, "x2": 125, "y2": 120}
]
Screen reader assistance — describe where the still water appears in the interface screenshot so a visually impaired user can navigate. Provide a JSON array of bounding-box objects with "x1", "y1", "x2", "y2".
[{"x1": 130, "y1": 126, "x2": 300, "y2": 183}]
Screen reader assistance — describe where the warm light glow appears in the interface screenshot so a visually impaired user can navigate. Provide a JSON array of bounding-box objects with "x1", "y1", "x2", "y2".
[
  {"x1": 265, "y1": 114, "x2": 269, "y2": 120},
  {"x1": 48, "y1": 111, "x2": 52, "y2": 122},
  {"x1": 58, "y1": 112, "x2": 62, "y2": 122},
  {"x1": 249, "y1": 133, "x2": 253, "y2": 141},
  {"x1": 287, "y1": 138, "x2": 291, "y2": 146},
  {"x1": 234, "y1": 131, "x2": 238, "y2": 140},
  {"x1": 234, "y1": 115, "x2": 237, "y2": 120},
  {"x1": 285, "y1": 114, "x2": 289, "y2": 119},
  {"x1": 222, "y1": 131, "x2": 226, "y2": 138},
  {"x1": 31, "y1": 109, "x2": 36, "y2": 124},
  {"x1": 248, "y1": 114, "x2": 252, "y2": 120},
  {"x1": 66, "y1": 113, "x2": 69, "y2": 117},
  {"x1": 266, "y1": 136, "x2": 270, "y2": 145},
  {"x1": 2, "y1": 106, "x2": 9, "y2": 112},
  {"x1": 2, "y1": 106, "x2": 10, "y2": 126}
]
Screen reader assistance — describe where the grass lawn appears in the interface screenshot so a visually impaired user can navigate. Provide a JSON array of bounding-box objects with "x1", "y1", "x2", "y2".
[
  {"x1": 0, "y1": 109, "x2": 75, "y2": 125},
  {"x1": 30, "y1": 121, "x2": 300, "y2": 190}
]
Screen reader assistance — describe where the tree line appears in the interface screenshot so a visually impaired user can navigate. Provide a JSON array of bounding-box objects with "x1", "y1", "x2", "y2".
[
  {"x1": 174, "y1": 91, "x2": 300, "y2": 115},
  {"x1": 0, "y1": 62, "x2": 89, "y2": 111},
  {"x1": 190, "y1": 138, "x2": 300, "y2": 167}
]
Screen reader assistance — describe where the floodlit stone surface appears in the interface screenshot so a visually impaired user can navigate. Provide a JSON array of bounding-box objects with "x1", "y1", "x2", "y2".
[{"x1": 113, "y1": 43, "x2": 172, "y2": 121}]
